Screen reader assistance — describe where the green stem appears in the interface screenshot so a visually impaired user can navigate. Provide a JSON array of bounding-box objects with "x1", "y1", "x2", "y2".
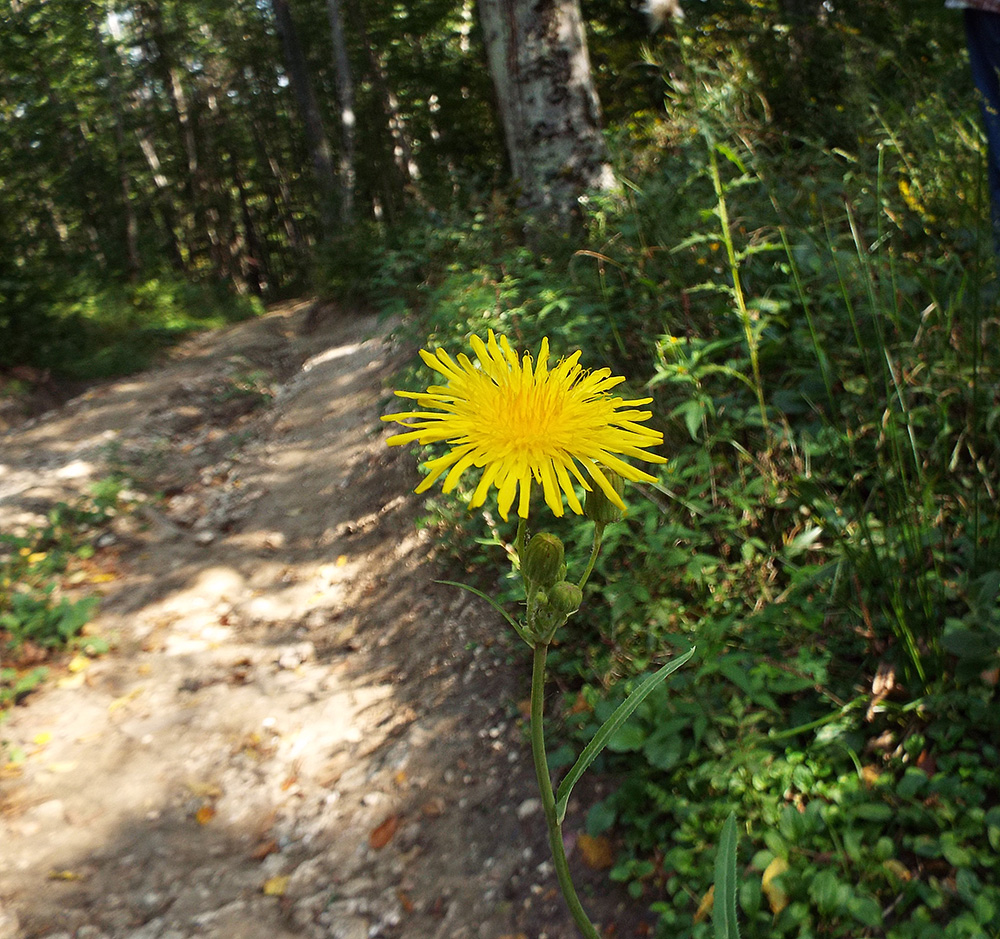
[
  {"x1": 577, "y1": 522, "x2": 605, "y2": 591},
  {"x1": 530, "y1": 644, "x2": 603, "y2": 939}
]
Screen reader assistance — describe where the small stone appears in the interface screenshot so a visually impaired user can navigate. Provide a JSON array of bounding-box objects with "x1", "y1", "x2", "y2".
[
  {"x1": 194, "y1": 530, "x2": 216, "y2": 545},
  {"x1": 517, "y1": 798, "x2": 541, "y2": 819}
]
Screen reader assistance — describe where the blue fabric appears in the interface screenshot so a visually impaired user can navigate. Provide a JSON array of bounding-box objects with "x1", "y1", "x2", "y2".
[{"x1": 965, "y1": 8, "x2": 1000, "y2": 247}]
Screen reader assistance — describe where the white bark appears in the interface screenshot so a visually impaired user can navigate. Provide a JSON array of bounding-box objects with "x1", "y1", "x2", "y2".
[{"x1": 477, "y1": 0, "x2": 615, "y2": 225}]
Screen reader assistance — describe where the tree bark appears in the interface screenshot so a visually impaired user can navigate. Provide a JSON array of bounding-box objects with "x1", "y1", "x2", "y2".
[
  {"x1": 326, "y1": 0, "x2": 356, "y2": 225},
  {"x1": 477, "y1": 0, "x2": 615, "y2": 228},
  {"x1": 270, "y1": 0, "x2": 339, "y2": 236}
]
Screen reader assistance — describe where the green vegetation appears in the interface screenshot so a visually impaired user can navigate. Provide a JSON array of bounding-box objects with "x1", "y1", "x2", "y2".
[
  {"x1": 368, "y1": 8, "x2": 1000, "y2": 939},
  {"x1": 1, "y1": 480, "x2": 124, "y2": 714},
  {"x1": 3, "y1": 0, "x2": 998, "y2": 935}
]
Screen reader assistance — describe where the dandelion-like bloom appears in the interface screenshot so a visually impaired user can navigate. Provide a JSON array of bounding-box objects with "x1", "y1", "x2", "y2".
[{"x1": 382, "y1": 331, "x2": 666, "y2": 520}]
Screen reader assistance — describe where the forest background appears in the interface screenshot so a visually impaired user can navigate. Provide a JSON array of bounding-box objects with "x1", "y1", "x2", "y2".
[{"x1": 2, "y1": 0, "x2": 1000, "y2": 937}]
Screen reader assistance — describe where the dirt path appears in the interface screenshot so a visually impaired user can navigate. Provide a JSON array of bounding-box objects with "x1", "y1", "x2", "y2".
[{"x1": 0, "y1": 304, "x2": 646, "y2": 939}]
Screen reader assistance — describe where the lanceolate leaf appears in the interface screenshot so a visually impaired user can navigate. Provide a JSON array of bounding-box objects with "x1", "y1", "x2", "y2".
[
  {"x1": 435, "y1": 580, "x2": 533, "y2": 647},
  {"x1": 715, "y1": 812, "x2": 741, "y2": 939},
  {"x1": 554, "y1": 647, "x2": 695, "y2": 823}
]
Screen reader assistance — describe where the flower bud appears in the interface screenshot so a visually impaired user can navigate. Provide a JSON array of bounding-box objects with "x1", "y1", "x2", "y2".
[
  {"x1": 584, "y1": 468, "x2": 626, "y2": 524},
  {"x1": 521, "y1": 532, "x2": 565, "y2": 588},
  {"x1": 547, "y1": 581, "x2": 583, "y2": 616}
]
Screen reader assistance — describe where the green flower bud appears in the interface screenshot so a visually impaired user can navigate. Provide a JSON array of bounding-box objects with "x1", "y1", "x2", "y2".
[
  {"x1": 585, "y1": 468, "x2": 626, "y2": 524},
  {"x1": 547, "y1": 581, "x2": 583, "y2": 616},
  {"x1": 522, "y1": 532, "x2": 565, "y2": 587}
]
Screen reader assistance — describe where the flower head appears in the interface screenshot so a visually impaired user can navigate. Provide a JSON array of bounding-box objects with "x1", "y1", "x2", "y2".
[{"x1": 383, "y1": 331, "x2": 666, "y2": 521}]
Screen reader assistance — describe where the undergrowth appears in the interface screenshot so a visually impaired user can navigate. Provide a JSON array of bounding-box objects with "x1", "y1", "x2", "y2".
[
  {"x1": 0, "y1": 479, "x2": 127, "y2": 724},
  {"x1": 362, "y1": 11, "x2": 1000, "y2": 939}
]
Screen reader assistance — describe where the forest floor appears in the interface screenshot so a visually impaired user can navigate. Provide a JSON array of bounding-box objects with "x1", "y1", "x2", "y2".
[{"x1": 0, "y1": 302, "x2": 653, "y2": 939}]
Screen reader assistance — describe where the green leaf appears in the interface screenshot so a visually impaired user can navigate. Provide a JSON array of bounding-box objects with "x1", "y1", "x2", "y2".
[
  {"x1": 435, "y1": 580, "x2": 533, "y2": 648},
  {"x1": 714, "y1": 812, "x2": 741, "y2": 939},
  {"x1": 554, "y1": 647, "x2": 695, "y2": 823}
]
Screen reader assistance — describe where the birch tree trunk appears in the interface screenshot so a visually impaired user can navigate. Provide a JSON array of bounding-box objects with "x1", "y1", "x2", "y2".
[
  {"x1": 326, "y1": 0, "x2": 356, "y2": 226},
  {"x1": 477, "y1": 0, "x2": 615, "y2": 228}
]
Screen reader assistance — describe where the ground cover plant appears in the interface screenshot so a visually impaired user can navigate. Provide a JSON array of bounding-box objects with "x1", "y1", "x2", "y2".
[
  {"x1": 0, "y1": 480, "x2": 125, "y2": 724},
  {"x1": 365, "y1": 7, "x2": 1000, "y2": 937}
]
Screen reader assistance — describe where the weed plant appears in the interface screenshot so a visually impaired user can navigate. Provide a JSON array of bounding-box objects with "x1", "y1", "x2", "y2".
[
  {"x1": 0, "y1": 479, "x2": 125, "y2": 717},
  {"x1": 361, "y1": 10, "x2": 999, "y2": 937}
]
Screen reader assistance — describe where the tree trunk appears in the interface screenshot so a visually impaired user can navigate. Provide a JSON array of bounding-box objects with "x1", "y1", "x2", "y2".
[
  {"x1": 326, "y1": 0, "x2": 356, "y2": 226},
  {"x1": 270, "y1": 0, "x2": 339, "y2": 237},
  {"x1": 477, "y1": 0, "x2": 615, "y2": 228}
]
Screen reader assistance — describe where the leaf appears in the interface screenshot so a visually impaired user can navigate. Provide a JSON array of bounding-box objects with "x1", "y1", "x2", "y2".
[
  {"x1": 48, "y1": 869, "x2": 85, "y2": 881},
  {"x1": 436, "y1": 580, "x2": 533, "y2": 647},
  {"x1": 195, "y1": 805, "x2": 216, "y2": 825},
  {"x1": 762, "y1": 857, "x2": 790, "y2": 915},
  {"x1": 555, "y1": 647, "x2": 695, "y2": 824},
  {"x1": 262, "y1": 875, "x2": 290, "y2": 896},
  {"x1": 577, "y1": 833, "x2": 614, "y2": 870},
  {"x1": 369, "y1": 814, "x2": 400, "y2": 850},
  {"x1": 714, "y1": 812, "x2": 741, "y2": 939}
]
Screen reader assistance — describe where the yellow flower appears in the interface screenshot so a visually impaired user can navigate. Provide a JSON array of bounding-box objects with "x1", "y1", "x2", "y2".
[{"x1": 383, "y1": 331, "x2": 666, "y2": 520}]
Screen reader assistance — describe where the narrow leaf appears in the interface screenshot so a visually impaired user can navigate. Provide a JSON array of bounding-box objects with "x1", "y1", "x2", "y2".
[
  {"x1": 715, "y1": 812, "x2": 741, "y2": 939},
  {"x1": 555, "y1": 647, "x2": 695, "y2": 822},
  {"x1": 435, "y1": 580, "x2": 533, "y2": 647}
]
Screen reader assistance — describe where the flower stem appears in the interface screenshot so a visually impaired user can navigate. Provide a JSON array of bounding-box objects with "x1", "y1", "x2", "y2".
[
  {"x1": 577, "y1": 522, "x2": 605, "y2": 591},
  {"x1": 530, "y1": 643, "x2": 602, "y2": 939}
]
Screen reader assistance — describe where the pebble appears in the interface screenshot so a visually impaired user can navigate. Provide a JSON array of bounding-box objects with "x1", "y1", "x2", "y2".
[{"x1": 516, "y1": 798, "x2": 541, "y2": 819}]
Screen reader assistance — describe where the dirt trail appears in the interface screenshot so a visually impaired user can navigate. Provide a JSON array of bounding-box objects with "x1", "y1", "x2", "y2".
[{"x1": 0, "y1": 304, "x2": 645, "y2": 939}]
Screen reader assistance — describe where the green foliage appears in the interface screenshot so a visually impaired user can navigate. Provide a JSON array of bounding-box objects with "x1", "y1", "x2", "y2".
[
  {"x1": 0, "y1": 273, "x2": 263, "y2": 379},
  {"x1": 376, "y1": 7, "x2": 1000, "y2": 938},
  {"x1": 1, "y1": 480, "x2": 124, "y2": 711}
]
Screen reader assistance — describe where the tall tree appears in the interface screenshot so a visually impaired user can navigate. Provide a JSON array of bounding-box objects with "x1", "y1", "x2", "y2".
[
  {"x1": 270, "y1": 0, "x2": 339, "y2": 235},
  {"x1": 326, "y1": 0, "x2": 356, "y2": 225},
  {"x1": 477, "y1": 0, "x2": 615, "y2": 227}
]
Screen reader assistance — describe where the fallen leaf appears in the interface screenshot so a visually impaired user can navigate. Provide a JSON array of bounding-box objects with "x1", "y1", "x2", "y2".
[
  {"x1": 693, "y1": 884, "x2": 714, "y2": 924},
  {"x1": 251, "y1": 839, "x2": 279, "y2": 861},
  {"x1": 57, "y1": 673, "x2": 86, "y2": 689},
  {"x1": 394, "y1": 770, "x2": 408, "y2": 787},
  {"x1": 262, "y1": 875, "x2": 290, "y2": 896},
  {"x1": 577, "y1": 833, "x2": 614, "y2": 870},
  {"x1": 108, "y1": 688, "x2": 144, "y2": 713},
  {"x1": 33, "y1": 732, "x2": 52, "y2": 746},
  {"x1": 369, "y1": 814, "x2": 400, "y2": 850},
  {"x1": 45, "y1": 762, "x2": 77, "y2": 774},
  {"x1": 336, "y1": 554, "x2": 348, "y2": 567},
  {"x1": 48, "y1": 869, "x2": 85, "y2": 881},
  {"x1": 67, "y1": 655, "x2": 90, "y2": 673},
  {"x1": 195, "y1": 805, "x2": 216, "y2": 825},
  {"x1": 397, "y1": 890, "x2": 415, "y2": 913},
  {"x1": 762, "y1": 856, "x2": 790, "y2": 914},
  {"x1": 421, "y1": 797, "x2": 445, "y2": 817}
]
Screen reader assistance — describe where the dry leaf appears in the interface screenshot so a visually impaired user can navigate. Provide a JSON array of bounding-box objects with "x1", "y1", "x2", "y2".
[
  {"x1": 33, "y1": 732, "x2": 52, "y2": 746},
  {"x1": 883, "y1": 859, "x2": 912, "y2": 882},
  {"x1": 195, "y1": 804, "x2": 216, "y2": 825},
  {"x1": 394, "y1": 770, "x2": 408, "y2": 787},
  {"x1": 762, "y1": 857, "x2": 790, "y2": 914},
  {"x1": 262, "y1": 875, "x2": 290, "y2": 896},
  {"x1": 369, "y1": 814, "x2": 400, "y2": 850},
  {"x1": 48, "y1": 869, "x2": 85, "y2": 881},
  {"x1": 250, "y1": 839, "x2": 279, "y2": 861},
  {"x1": 693, "y1": 884, "x2": 714, "y2": 923},
  {"x1": 421, "y1": 797, "x2": 445, "y2": 817},
  {"x1": 577, "y1": 833, "x2": 614, "y2": 870},
  {"x1": 397, "y1": 890, "x2": 415, "y2": 914}
]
